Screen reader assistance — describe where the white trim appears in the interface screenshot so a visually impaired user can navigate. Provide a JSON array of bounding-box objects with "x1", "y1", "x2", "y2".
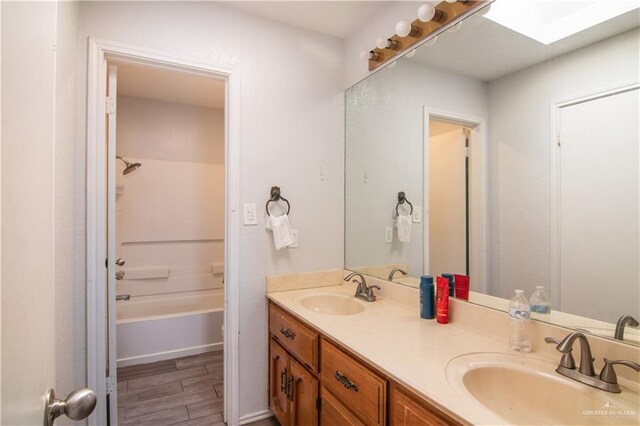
[
  {"x1": 549, "y1": 81, "x2": 640, "y2": 312},
  {"x1": 116, "y1": 343, "x2": 223, "y2": 368},
  {"x1": 239, "y1": 409, "x2": 274, "y2": 425},
  {"x1": 424, "y1": 108, "x2": 487, "y2": 292},
  {"x1": 86, "y1": 37, "x2": 241, "y2": 426}
]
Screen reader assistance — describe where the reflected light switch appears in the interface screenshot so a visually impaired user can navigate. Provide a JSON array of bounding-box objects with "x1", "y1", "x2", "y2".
[
  {"x1": 243, "y1": 203, "x2": 257, "y2": 225},
  {"x1": 413, "y1": 206, "x2": 422, "y2": 223},
  {"x1": 385, "y1": 227, "x2": 393, "y2": 243}
]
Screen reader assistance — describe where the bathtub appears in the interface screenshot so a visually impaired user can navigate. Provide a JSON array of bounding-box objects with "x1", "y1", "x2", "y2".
[{"x1": 116, "y1": 290, "x2": 223, "y2": 367}]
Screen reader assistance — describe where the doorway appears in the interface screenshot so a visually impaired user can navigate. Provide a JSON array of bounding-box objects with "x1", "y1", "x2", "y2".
[
  {"x1": 110, "y1": 61, "x2": 226, "y2": 424},
  {"x1": 424, "y1": 110, "x2": 486, "y2": 293},
  {"x1": 87, "y1": 39, "x2": 240, "y2": 426}
]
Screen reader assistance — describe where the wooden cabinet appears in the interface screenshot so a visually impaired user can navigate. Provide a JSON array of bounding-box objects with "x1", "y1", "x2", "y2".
[
  {"x1": 320, "y1": 340, "x2": 386, "y2": 425},
  {"x1": 389, "y1": 383, "x2": 461, "y2": 426},
  {"x1": 268, "y1": 300, "x2": 459, "y2": 426},
  {"x1": 270, "y1": 338, "x2": 319, "y2": 426},
  {"x1": 320, "y1": 386, "x2": 364, "y2": 426}
]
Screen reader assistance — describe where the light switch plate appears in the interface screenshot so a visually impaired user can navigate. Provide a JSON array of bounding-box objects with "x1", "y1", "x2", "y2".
[
  {"x1": 243, "y1": 203, "x2": 257, "y2": 225},
  {"x1": 385, "y1": 227, "x2": 393, "y2": 243},
  {"x1": 289, "y1": 230, "x2": 299, "y2": 248},
  {"x1": 413, "y1": 206, "x2": 422, "y2": 223}
]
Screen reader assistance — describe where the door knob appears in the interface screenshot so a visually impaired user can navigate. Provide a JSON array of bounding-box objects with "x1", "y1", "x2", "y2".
[
  {"x1": 44, "y1": 388, "x2": 97, "y2": 426},
  {"x1": 116, "y1": 257, "x2": 125, "y2": 266}
]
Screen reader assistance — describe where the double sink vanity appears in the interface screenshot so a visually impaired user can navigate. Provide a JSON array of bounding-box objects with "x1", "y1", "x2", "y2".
[{"x1": 266, "y1": 271, "x2": 640, "y2": 425}]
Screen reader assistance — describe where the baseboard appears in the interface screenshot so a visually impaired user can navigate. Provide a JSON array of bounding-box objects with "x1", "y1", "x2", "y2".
[
  {"x1": 117, "y1": 342, "x2": 223, "y2": 367},
  {"x1": 239, "y1": 409, "x2": 274, "y2": 425}
]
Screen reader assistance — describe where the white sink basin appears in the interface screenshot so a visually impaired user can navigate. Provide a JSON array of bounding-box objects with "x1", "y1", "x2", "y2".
[
  {"x1": 300, "y1": 294, "x2": 365, "y2": 316},
  {"x1": 446, "y1": 352, "x2": 640, "y2": 425}
]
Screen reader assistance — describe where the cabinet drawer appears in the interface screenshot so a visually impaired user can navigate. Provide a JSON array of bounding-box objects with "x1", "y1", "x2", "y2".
[
  {"x1": 320, "y1": 386, "x2": 364, "y2": 426},
  {"x1": 320, "y1": 340, "x2": 386, "y2": 425},
  {"x1": 269, "y1": 303, "x2": 319, "y2": 371}
]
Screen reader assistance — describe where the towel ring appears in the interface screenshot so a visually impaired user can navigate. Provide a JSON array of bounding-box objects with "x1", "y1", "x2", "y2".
[
  {"x1": 395, "y1": 191, "x2": 413, "y2": 216},
  {"x1": 266, "y1": 186, "x2": 291, "y2": 216}
]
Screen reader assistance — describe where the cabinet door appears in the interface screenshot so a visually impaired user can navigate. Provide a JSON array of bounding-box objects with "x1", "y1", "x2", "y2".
[
  {"x1": 390, "y1": 386, "x2": 451, "y2": 426},
  {"x1": 320, "y1": 386, "x2": 365, "y2": 426},
  {"x1": 290, "y1": 358, "x2": 318, "y2": 426},
  {"x1": 270, "y1": 339, "x2": 291, "y2": 426}
]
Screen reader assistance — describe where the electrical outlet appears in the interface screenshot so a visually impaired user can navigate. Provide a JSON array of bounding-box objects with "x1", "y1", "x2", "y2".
[
  {"x1": 413, "y1": 206, "x2": 422, "y2": 223},
  {"x1": 243, "y1": 203, "x2": 257, "y2": 225},
  {"x1": 385, "y1": 227, "x2": 393, "y2": 243},
  {"x1": 289, "y1": 230, "x2": 299, "y2": 248}
]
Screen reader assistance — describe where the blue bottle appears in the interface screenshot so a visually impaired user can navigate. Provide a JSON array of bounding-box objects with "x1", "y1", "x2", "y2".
[
  {"x1": 442, "y1": 273, "x2": 455, "y2": 297},
  {"x1": 420, "y1": 275, "x2": 435, "y2": 319}
]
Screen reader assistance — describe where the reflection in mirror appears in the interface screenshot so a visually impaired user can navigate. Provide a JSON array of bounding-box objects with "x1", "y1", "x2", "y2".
[{"x1": 345, "y1": 1, "x2": 639, "y2": 346}]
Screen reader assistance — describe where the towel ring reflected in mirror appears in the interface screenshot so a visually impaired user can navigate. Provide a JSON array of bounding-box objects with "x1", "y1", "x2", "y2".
[
  {"x1": 395, "y1": 191, "x2": 413, "y2": 216},
  {"x1": 266, "y1": 186, "x2": 291, "y2": 216}
]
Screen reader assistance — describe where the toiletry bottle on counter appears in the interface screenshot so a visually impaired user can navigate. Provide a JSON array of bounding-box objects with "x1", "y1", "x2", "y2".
[
  {"x1": 420, "y1": 275, "x2": 435, "y2": 319},
  {"x1": 509, "y1": 290, "x2": 531, "y2": 352},
  {"x1": 436, "y1": 276, "x2": 449, "y2": 324},
  {"x1": 529, "y1": 286, "x2": 551, "y2": 320},
  {"x1": 442, "y1": 273, "x2": 455, "y2": 297},
  {"x1": 454, "y1": 274, "x2": 469, "y2": 301}
]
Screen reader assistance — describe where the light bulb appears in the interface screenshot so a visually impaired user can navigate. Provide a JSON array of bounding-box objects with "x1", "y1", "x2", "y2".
[
  {"x1": 387, "y1": 61, "x2": 397, "y2": 69},
  {"x1": 417, "y1": 3, "x2": 436, "y2": 22},
  {"x1": 444, "y1": 0, "x2": 457, "y2": 3},
  {"x1": 406, "y1": 49, "x2": 416, "y2": 58},
  {"x1": 376, "y1": 37, "x2": 387, "y2": 50},
  {"x1": 395, "y1": 20, "x2": 412, "y2": 37},
  {"x1": 359, "y1": 51, "x2": 368, "y2": 60},
  {"x1": 425, "y1": 36, "x2": 437, "y2": 46},
  {"x1": 447, "y1": 22, "x2": 462, "y2": 33}
]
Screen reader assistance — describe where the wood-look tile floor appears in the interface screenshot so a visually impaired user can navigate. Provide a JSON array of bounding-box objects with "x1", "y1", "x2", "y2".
[{"x1": 117, "y1": 351, "x2": 278, "y2": 426}]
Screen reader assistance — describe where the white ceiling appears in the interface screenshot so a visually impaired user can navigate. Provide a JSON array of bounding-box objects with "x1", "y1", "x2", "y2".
[
  {"x1": 407, "y1": 7, "x2": 640, "y2": 82},
  {"x1": 116, "y1": 62, "x2": 226, "y2": 109},
  {"x1": 224, "y1": 1, "x2": 399, "y2": 39}
]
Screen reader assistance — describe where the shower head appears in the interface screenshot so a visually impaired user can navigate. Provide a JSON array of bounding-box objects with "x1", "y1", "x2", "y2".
[{"x1": 116, "y1": 156, "x2": 142, "y2": 175}]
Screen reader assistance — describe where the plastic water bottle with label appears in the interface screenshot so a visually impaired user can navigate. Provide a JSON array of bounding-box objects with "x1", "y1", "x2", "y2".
[
  {"x1": 509, "y1": 289, "x2": 532, "y2": 352},
  {"x1": 529, "y1": 286, "x2": 551, "y2": 320}
]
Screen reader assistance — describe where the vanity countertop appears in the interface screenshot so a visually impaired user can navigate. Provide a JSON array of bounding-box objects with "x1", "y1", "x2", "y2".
[
  {"x1": 267, "y1": 283, "x2": 516, "y2": 425},
  {"x1": 266, "y1": 283, "x2": 640, "y2": 425}
]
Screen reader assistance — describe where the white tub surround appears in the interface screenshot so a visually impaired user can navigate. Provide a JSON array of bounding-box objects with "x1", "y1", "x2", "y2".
[
  {"x1": 266, "y1": 273, "x2": 640, "y2": 425},
  {"x1": 116, "y1": 291, "x2": 223, "y2": 367}
]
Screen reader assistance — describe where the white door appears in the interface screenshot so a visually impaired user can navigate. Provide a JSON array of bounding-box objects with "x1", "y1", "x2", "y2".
[
  {"x1": 106, "y1": 64, "x2": 120, "y2": 423},
  {"x1": 1, "y1": 2, "x2": 58, "y2": 424},
  {"x1": 428, "y1": 128, "x2": 467, "y2": 276},
  {"x1": 558, "y1": 87, "x2": 639, "y2": 323}
]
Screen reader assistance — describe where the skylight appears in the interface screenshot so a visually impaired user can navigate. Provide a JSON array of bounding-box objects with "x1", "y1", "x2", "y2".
[{"x1": 483, "y1": 0, "x2": 640, "y2": 45}]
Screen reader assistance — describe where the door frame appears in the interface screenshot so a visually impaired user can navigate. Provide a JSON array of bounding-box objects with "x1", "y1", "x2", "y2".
[
  {"x1": 424, "y1": 108, "x2": 487, "y2": 292},
  {"x1": 86, "y1": 37, "x2": 240, "y2": 425},
  {"x1": 549, "y1": 80, "x2": 640, "y2": 312}
]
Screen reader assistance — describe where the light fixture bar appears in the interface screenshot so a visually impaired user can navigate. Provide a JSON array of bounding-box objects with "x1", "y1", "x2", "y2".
[{"x1": 368, "y1": 0, "x2": 492, "y2": 71}]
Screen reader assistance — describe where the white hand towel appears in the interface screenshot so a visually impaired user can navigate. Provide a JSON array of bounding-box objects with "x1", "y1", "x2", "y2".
[
  {"x1": 396, "y1": 214, "x2": 412, "y2": 243},
  {"x1": 265, "y1": 214, "x2": 295, "y2": 250}
]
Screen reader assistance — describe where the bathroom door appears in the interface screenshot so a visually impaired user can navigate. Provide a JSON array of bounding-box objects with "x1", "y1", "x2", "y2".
[
  {"x1": 558, "y1": 87, "x2": 639, "y2": 322},
  {"x1": 105, "y1": 63, "x2": 120, "y2": 423}
]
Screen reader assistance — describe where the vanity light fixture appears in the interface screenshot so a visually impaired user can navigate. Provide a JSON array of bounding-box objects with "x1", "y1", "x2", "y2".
[
  {"x1": 448, "y1": 22, "x2": 463, "y2": 32},
  {"x1": 376, "y1": 37, "x2": 400, "y2": 50},
  {"x1": 395, "y1": 19, "x2": 421, "y2": 38},
  {"x1": 367, "y1": 0, "x2": 490, "y2": 71}
]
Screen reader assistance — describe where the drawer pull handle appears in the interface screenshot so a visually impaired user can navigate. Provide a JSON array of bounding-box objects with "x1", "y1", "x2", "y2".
[
  {"x1": 280, "y1": 327, "x2": 296, "y2": 340},
  {"x1": 286, "y1": 375, "x2": 294, "y2": 401},
  {"x1": 334, "y1": 371, "x2": 358, "y2": 392}
]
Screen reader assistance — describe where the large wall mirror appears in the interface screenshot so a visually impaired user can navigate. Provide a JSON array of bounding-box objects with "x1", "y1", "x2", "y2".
[{"x1": 345, "y1": 1, "x2": 639, "y2": 346}]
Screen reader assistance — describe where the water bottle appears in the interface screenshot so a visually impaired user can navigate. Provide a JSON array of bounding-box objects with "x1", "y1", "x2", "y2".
[
  {"x1": 509, "y1": 290, "x2": 531, "y2": 352},
  {"x1": 529, "y1": 286, "x2": 551, "y2": 320}
]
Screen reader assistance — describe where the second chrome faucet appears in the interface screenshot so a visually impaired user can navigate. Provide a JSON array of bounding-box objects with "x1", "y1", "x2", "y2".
[
  {"x1": 344, "y1": 272, "x2": 380, "y2": 302},
  {"x1": 546, "y1": 332, "x2": 640, "y2": 393}
]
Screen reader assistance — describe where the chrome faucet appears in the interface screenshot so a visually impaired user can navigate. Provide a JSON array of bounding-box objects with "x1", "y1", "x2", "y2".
[
  {"x1": 388, "y1": 268, "x2": 407, "y2": 281},
  {"x1": 546, "y1": 332, "x2": 640, "y2": 393},
  {"x1": 344, "y1": 272, "x2": 380, "y2": 302},
  {"x1": 614, "y1": 315, "x2": 639, "y2": 341}
]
